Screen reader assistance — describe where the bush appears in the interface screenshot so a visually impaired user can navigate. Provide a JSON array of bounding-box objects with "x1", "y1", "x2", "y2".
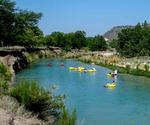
[
  {"x1": 58, "y1": 108, "x2": 77, "y2": 125},
  {"x1": 0, "y1": 80, "x2": 8, "y2": 94},
  {"x1": 10, "y1": 80, "x2": 64, "y2": 119},
  {"x1": 126, "y1": 64, "x2": 131, "y2": 73},
  {"x1": 0, "y1": 64, "x2": 12, "y2": 81},
  {"x1": 144, "y1": 64, "x2": 149, "y2": 71},
  {"x1": 0, "y1": 64, "x2": 7, "y2": 74},
  {"x1": 0, "y1": 64, "x2": 11, "y2": 94}
]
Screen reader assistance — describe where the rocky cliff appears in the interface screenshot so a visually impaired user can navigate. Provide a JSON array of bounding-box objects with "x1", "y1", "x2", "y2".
[{"x1": 103, "y1": 26, "x2": 133, "y2": 40}]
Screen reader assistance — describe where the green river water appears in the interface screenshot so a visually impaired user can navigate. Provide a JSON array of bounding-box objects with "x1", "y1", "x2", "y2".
[{"x1": 16, "y1": 59, "x2": 150, "y2": 125}]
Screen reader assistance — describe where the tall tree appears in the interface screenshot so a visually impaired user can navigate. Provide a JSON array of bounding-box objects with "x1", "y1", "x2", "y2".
[
  {"x1": 0, "y1": 0, "x2": 15, "y2": 46},
  {"x1": 88, "y1": 35, "x2": 107, "y2": 51},
  {"x1": 116, "y1": 22, "x2": 150, "y2": 57},
  {"x1": 0, "y1": 0, "x2": 42, "y2": 46}
]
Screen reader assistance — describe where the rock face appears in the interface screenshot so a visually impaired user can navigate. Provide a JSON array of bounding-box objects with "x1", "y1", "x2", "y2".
[
  {"x1": 0, "y1": 96, "x2": 47, "y2": 125},
  {"x1": 0, "y1": 46, "x2": 62, "y2": 84},
  {"x1": 0, "y1": 108, "x2": 11, "y2": 125},
  {"x1": 103, "y1": 26, "x2": 133, "y2": 40},
  {"x1": 12, "y1": 53, "x2": 28, "y2": 72},
  {"x1": 0, "y1": 47, "x2": 28, "y2": 73},
  {"x1": 0, "y1": 109, "x2": 46, "y2": 125},
  {"x1": 0, "y1": 47, "x2": 61, "y2": 73}
]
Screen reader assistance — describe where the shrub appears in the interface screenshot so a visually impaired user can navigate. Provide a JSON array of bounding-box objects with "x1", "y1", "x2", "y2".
[
  {"x1": 0, "y1": 64, "x2": 7, "y2": 74},
  {"x1": 0, "y1": 80, "x2": 8, "y2": 94},
  {"x1": 58, "y1": 108, "x2": 77, "y2": 125},
  {"x1": 0, "y1": 64, "x2": 11, "y2": 94},
  {"x1": 126, "y1": 64, "x2": 131, "y2": 73},
  {"x1": 10, "y1": 80, "x2": 64, "y2": 119},
  {"x1": 144, "y1": 64, "x2": 149, "y2": 71},
  {"x1": 0, "y1": 64, "x2": 12, "y2": 81},
  {"x1": 136, "y1": 64, "x2": 140, "y2": 70}
]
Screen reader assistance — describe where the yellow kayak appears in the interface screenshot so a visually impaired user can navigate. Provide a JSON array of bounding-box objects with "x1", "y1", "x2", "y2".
[
  {"x1": 107, "y1": 73, "x2": 112, "y2": 76},
  {"x1": 87, "y1": 69, "x2": 96, "y2": 72},
  {"x1": 104, "y1": 83, "x2": 116, "y2": 88},
  {"x1": 69, "y1": 67, "x2": 77, "y2": 70},
  {"x1": 78, "y1": 67, "x2": 85, "y2": 70},
  {"x1": 87, "y1": 68, "x2": 96, "y2": 72},
  {"x1": 78, "y1": 69, "x2": 84, "y2": 72}
]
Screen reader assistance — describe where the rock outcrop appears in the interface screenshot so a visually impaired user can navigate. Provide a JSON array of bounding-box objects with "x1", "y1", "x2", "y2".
[
  {"x1": 0, "y1": 96, "x2": 47, "y2": 125},
  {"x1": 103, "y1": 26, "x2": 133, "y2": 40},
  {"x1": 0, "y1": 46, "x2": 62, "y2": 74}
]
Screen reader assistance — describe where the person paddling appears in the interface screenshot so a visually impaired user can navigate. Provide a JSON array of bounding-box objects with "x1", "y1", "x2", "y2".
[{"x1": 60, "y1": 63, "x2": 64, "y2": 67}]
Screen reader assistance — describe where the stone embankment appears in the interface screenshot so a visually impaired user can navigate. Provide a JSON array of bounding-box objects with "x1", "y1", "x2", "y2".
[
  {"x1": 0, "y1": 46, "x2": 63, "y2": 83},
  {"x1": 0, "y1": 46, "x2": 61, "y2": 125},
  {"x1": 0, "y1": 96, "x2": 48, "y2": 125}
]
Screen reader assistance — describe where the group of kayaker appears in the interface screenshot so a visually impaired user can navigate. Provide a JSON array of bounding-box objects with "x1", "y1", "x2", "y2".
[
  {"x1": 47, "y1": 62, "x2": 117, "y2": 88},
  {"x1": 104, "y1": 70, "x2": 118, "y2": 88},
  {"x1": 107, "y1": 70, "x2": 118, "y2": 77},
  {"x1": 68, "y1": 66, "x2": 97, "y2": 73}
]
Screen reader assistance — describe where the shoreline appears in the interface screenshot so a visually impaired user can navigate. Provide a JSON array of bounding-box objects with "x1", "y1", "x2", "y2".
[
  {"x1": 1, "y1": 47, "x2": 150, "y2": 125},
  {"x1": 62, "y1": 50, "x2": 150, "y2": 78},
  {"x1": 0, "y1": 47, "x2": 65, "y2": 125},
  {"x1": 78, "y1": 58, "x2": 150, "y2": 78},
  {"x1": 1, "y1": 46, "x2": 150, "y2": 83}
]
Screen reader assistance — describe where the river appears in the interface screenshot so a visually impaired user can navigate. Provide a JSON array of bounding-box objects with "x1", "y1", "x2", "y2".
[{"x1": 16, "y1": 58, "x2": 150, "y2": 125}]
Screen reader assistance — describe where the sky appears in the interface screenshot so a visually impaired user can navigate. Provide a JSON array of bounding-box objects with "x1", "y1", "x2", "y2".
[{"x1": 15, "y1": 0, "x2": 150, "y2": 36}]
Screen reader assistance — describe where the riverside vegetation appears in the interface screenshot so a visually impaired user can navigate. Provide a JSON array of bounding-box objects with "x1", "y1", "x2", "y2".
[
  {"x1": 0, "y1": 62, "x2": 77, "y2": 125},
  {"x1": 1, "y1": 0, "x2": 150, "y2": 124},
  {"x1": 1, "y1": 0, "x2": 150, "y2": 56}
]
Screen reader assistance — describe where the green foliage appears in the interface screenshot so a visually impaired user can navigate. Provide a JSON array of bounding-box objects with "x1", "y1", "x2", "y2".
[
  {"x1": 109, "y1": 39, "x2": 117, "y2": 48},
  {"x1": 1, "y1": 0, "x2": 108, "y2": 51},
  {"x1": 45, "y1": 32, "x2": 107, "y2": 51},
  {"x1": 126, "y1": 65, "x2": 131, "y2": 73},
  {"x1": 88, "y1": 35, "x2": 108, "y2": 51},
  {"x1": 58, "y1": 108, "x2": 77, "y2": 125},
  {"x1": 0, "y1": 80, "x2": 8, "y2": 94},
  {"x1": 45, "y1": 31, "x2": 87, "y2": 50},
  {"x1": 0, "y1": 64, "x2": 12, "y2": 81},
  {"x1": 0, "y1": 64, "x2": 10, "y2": 94},
  {"x1": 10, "y1": 80, "x2": 64, "y2": 119},
  {"x1": 144, "y1": 64, "x2": 149, "y2": 71},
  {"x1": 71, "y1": 31, "x2": 86, "y2": 49},
  {"x1": 116, "y1": 21, "x2": 150, "y2": 57},
  {"x1": 0, "y1": 63, "x2": 7, "y2": 74},
  {"x1": 0, "y1": 0, "x2": 43, "y2": 46}
]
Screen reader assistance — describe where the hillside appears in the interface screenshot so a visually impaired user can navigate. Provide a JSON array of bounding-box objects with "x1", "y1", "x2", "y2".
[{"x1": 103, "y1": 26, "x2": 133, "y2": 40}]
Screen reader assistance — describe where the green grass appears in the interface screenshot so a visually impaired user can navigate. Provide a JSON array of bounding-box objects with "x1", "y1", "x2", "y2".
[
  {"x1": 0, "y1": 64, "x2": 7, "y2": 74},
  {"x1": 58, "y1": 108, "x2": 77, "y2": 125},
  {"x1": 0, "y1": 64, "x2": 12, "y2": 81},
  {"x1": 0, "y1": 64, "x2": 11, "y2": 95},
  {"x1": 10, "y1": 80, "x2": 64, "y2": 119},
  {"x1": 0, "y1": 80, "x2": 8, "y2": 94},
  {"x1": 79, "y1": 58, "x2": 150, "y2": 77}
]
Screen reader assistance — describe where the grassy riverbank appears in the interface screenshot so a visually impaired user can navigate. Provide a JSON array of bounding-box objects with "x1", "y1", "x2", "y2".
[
  {"x1": 0, "y1": 56, "x2": 77, "y2": 125},
  {"x1": 78, "y1": 55, "x2": 150, "y2": 77},
  {"x1": 1, "y1": 48, "x2": 150, "y2": 125},
  {"x1": 1, "y1": 46, "x2": 150, "y2": 78}
]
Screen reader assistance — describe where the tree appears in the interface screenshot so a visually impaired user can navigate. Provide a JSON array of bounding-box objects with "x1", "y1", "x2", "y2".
[
  {"x1": 45, "y1": 31, "x2": 87, "y2": 50},
  {"x1": 115, "y1": 21, "x2": 150, "y2": 57},
  {"x1": 71, "y1": 31, "x2": 86, "y2": 49},
  {"x1": 0, "y1": 0, "x2": 42, "y2": 46},
  {"x1": 88, "y1": 35, "x2": 107, "y2": 51},
  {"x1": 143, "y1": 20, "x2": 148, "y2": 27},
  {"x1": 0, "y1": 0, "x2": 16, "y2": 46},
  {"x1": 15, "y1": 26, "x2": 44, "y2": 47}
]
